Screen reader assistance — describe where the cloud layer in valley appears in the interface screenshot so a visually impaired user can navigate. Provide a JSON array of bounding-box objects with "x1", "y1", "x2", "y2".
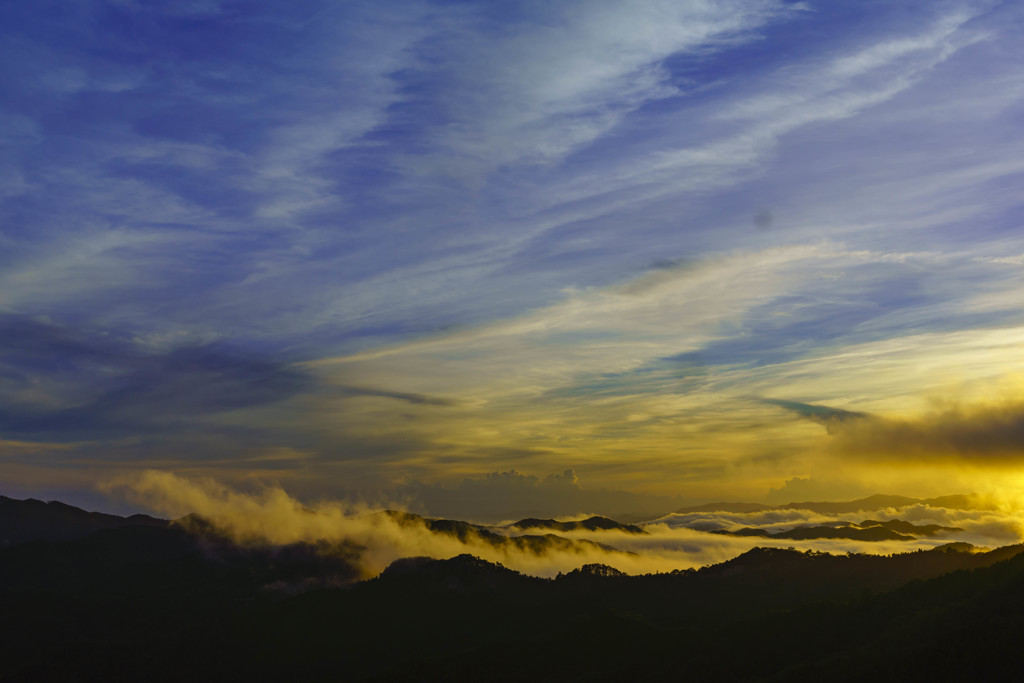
[{"x1": 108, "y1": 472, "x2": 1024, "y2": 580}]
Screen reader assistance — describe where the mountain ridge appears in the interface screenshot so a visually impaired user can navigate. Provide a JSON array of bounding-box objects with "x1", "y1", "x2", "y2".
[
  {"x1": 5, "y1": 493, "x2": 1024, "y2": 681},
  {"x1": 674, "y1": 492, "x2": 986, "y2": 515},
  {"x1": 0, "y1": 494, "x2": 167, "y2": 546},
  {"x1": 509, "y1": 515, "x2": 647, "y2": 534}
]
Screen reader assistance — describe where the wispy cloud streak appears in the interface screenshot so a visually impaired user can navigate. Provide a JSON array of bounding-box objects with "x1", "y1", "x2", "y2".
[{"x1": 3, "y1": 1, "x2": 1024, "y2": 503}]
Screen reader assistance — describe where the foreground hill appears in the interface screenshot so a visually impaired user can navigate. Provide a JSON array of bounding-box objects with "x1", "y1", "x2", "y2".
[{"x1": 4, "y1": 495, "x2": 1024, "y2": 680}]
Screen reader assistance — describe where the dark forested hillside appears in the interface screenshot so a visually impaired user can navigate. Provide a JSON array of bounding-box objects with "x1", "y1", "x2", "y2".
[{"x1": 3, "y1": 496, "x2": 1024, "y2": 682}]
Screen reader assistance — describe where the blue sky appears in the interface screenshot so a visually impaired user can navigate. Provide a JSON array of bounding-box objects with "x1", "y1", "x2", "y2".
[{"x1": 4, "y1": 0, "x2": 1024, "y2": 515}]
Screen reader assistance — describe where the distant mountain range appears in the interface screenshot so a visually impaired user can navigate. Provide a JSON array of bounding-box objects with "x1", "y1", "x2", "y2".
[
  {"x1": 2, "y1": 492, "x2": 980, "y2": 548},
  {"x1": 712, "y1": 518, "x2": 963, "y2": 541},
  {"x1": 382, "y1": 509, "x2": 633, "y2": 555},
  {"x1": 0, "y1": 497, "x2": 632, "y2": 556},
  {"x1": 508, "y1": 515, "x2": 647, "y2": 534},
  {"x1": 4, "y1": 494, "x2": 1024, "y2": 681},
  {"x1": 674, "y1": 492, "x2": 985, "y2": 515}
]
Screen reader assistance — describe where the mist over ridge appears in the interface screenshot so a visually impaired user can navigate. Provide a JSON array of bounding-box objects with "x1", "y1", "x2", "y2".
[
  {"x1": 77, "y1": 471, "x2": 1024, "y2": 579},
  {"x1": 6, "y1": 490, "x2": 1024, "y2": 681}
]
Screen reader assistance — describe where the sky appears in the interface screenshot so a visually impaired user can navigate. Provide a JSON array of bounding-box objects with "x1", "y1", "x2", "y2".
[{"x1": 3, "y1": 0, "x2": 1024, "y2": 519}]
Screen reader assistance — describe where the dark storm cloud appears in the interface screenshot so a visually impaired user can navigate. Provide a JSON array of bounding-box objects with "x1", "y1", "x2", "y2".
[
  {"x1": 334, "y1": 385, "x2": 458, "y2": 406},
  {"x1": 765, "y1": 392, "x2": 1024, "y2": 465},
  {"x1": 762, "y1": 398, "x2": 869, "y2": 431},
  {"x1": 827, "y1": 400, "x2": 1024, "y2": 464},
  {"x1": 0, "y1": 315, "x2": 312, "y2": 441}
]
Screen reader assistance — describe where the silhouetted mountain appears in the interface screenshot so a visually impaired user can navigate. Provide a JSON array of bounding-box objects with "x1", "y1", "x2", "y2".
[
  {"x1": 674, "y1": 501, "x2": 772, "y2": 513},
  {"x1": 0, "y1": 495, "x2": 166, "y2": 546},
  {"x1": 0, "y1": 518, "x2": 363, "y2": 596},
  {"x1": 782, "y1": 493, "x2": 921, "y2": 513},
  {"x1": 382, "y1": 509, "x2": 633, "y2": 555},
  {"x1": 325, "y1": 543, "x2": 1024, "y2": 681},
  {"x1": 510, "y1": 515, "x2": 647, "y2": 534},
  {"x1": 857, "y1": 518, "x2": 962, "y2": 536},
  {"x1": 721, "y1": 525, "x2": 771, "y2": 536},
  {"x1": 674, "y1": 492, "x2": 988, "y2": 515},
  {"x1": 710, "y1": 518, "x2": 962, "y2": 541},
  {"x1": 558, "y1": 562, "x2": 628, "y2": 579},
  {"x1": 715, "y1": 525, "x2": 914, "y2": 540},
  {"x1": 4, "y1": 495, "x2": 1024, "y2": 682},
  {"x1": 917, "y1": 493, "x2": 988, "y2": 509},
  {"x1": 366, "y1": 542, "x2": 1022, "y2": 627},
  {"x1": 378, "y1": 553, "x2": 541, "y2": 593},
  {"x1": 784, "y1": 524, "x2": 913, "y2": 540}
]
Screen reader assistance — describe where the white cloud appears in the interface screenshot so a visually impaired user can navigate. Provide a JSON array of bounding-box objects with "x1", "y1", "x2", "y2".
[
  {"x1": 546, "y1": 8, "x2": 987, "y2": 212},
  {"x1": 412, "y1": 0, "x2": 790, "y2": 170},
  {"x1": 110, "y1": 471, "x2": 1024, "y2": 579}
]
